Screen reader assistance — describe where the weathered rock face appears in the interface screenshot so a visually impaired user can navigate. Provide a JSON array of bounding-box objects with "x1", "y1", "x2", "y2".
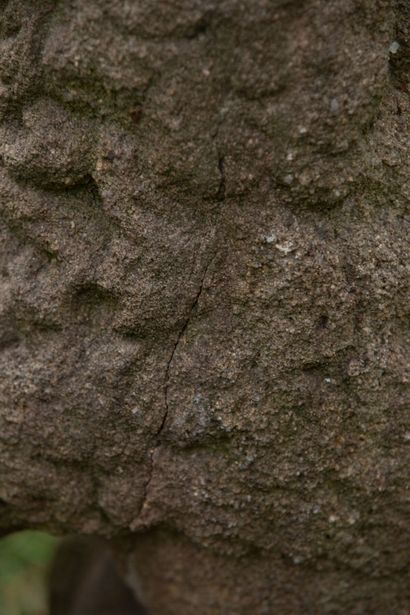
[{"x1": 0, "y1": 0, "x2": 409, "y2": 612}]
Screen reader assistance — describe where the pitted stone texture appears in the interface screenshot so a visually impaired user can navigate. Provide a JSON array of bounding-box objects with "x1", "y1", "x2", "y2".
[{"x1": 0, "y1": 0, "x2": 409, "y2": 612}]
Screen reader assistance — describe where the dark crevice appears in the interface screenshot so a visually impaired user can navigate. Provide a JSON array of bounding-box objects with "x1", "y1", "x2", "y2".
[
  {"x1": 87, "y1": 174, "x2": 103, "y2": 207},
  {"x1": 71, "y1": 283, "x2": 116, "y2": 308},
  {"x1": 70, "y1": 283, "x2": 118, "y2": 329},
  {"x1": 0, "y1": 331, "x2": 20, "y2": 352},
  {"x1": 185, "y1": 17, "x2": 210, "y2": 39},
  {"x1": 317, "y1": 314, "x2": 329, "y2": 329},
  {"x1": 6, "y1": 171, "x2": 98, "y2": 195}
]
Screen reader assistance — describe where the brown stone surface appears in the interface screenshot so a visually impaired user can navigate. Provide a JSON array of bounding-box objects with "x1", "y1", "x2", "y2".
[{"x1": 0, "y1": 0, "x2": 409, "y2": 612}]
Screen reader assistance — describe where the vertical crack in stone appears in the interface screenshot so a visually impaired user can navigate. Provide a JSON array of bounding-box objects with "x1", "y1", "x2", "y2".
[
  {"x1": 216, "y1": 155, "x2": 226, "y2": 201},
  {"x1": 134, "y1": 143, "x2": 223, "y2": 524},
  {"x1": 136, "y1": 257, "x2": 214, "y2": 521},
  {"x1": 161, "y1": 257, "x2": 212, "y2": 438}
]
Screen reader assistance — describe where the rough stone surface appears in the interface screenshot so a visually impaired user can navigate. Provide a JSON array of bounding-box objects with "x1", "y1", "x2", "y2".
[{"x1": 0, "y1": 0, "x2": 409, "y2": 613}]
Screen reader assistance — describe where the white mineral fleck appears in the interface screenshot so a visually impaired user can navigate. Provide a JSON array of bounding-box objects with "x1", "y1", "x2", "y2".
[
  {"x1": 275, "y1": 240, "x2": 295, "y2": 255},
  {"x1": 265, "y1": 233, "x2": 277, "y2": 244}
]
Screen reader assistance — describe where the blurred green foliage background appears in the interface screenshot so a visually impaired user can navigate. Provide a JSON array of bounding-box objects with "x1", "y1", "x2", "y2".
[{"x1": 0, "y1": 531, "x2": 58, "y2": 615}]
